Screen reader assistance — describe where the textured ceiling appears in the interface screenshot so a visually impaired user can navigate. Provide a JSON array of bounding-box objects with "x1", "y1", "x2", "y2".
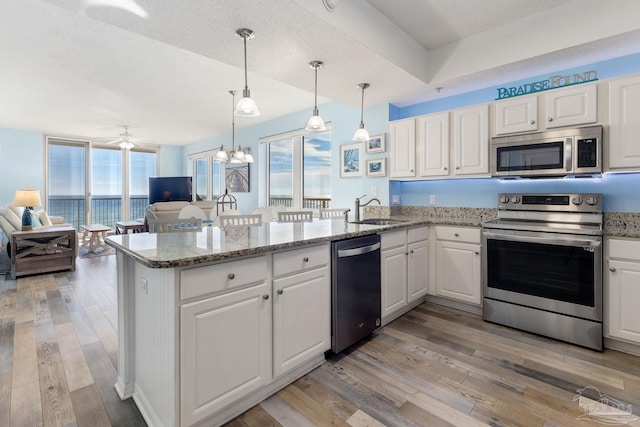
[{"x1": 1, "y1": 0, "x2": 640, "y2": 145}]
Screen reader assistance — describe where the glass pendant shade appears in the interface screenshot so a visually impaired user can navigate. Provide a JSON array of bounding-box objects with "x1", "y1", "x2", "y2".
[
  {"x1": 235, "y1": 94, "x2": 260, "y2": 117},
  {"x1": 352, "y1": 125, "x2": 370, "y2": 141},
  {"x1": 235, "y1": 28, "x2": 260, "y2": 117},
  {"x1": 305, "y1": 60, "x2": 326, "y2": 131},
  {"x1": 215, "y1": 145, "x2": 229, "y2": 162},
  {"x1": 306, "y1": 111, "x2": 326, "y2": 132},
  {"x1": 352, "y1": 82, "x2": 371, "y2": 141},
  {"x1": 243, "y1": 147, "x2": 254, "y2": 163}
]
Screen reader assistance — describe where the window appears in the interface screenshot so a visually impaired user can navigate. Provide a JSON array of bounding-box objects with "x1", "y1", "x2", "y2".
[
  {"x1": 46, "y1": 137, "x2": 158, "y2": 229},
  {"x1": 266, "y1": 129, "x2": 331, "y2": 210},
  {"x1": 188, "y1": 151, "x2": 225, "y2": 201}
]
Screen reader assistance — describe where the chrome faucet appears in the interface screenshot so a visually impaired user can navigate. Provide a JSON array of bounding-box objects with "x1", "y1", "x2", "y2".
[{"x1": 354, "y1": 194, "x2": 381, "y2": 222}]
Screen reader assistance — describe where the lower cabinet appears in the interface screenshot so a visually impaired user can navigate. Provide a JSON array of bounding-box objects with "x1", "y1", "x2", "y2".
[
  {"x1": 381, "y1": 226, "x2": 428, "y2": 323},
  {"x1": 606, "y1": 238, "x2": 640, "y2": 344},
  {"x1": 180, "y1": 243, "x2": 330, "y2": 426},
  {"x1": 180, "y1": 281, "x2": 272, "y2": 426},
  {"x1": 435, "y1": 226, "x2": 482, "y2": 305},
  {"x1": 273, "y1": 255, "x2": 330, "y2": 378}
]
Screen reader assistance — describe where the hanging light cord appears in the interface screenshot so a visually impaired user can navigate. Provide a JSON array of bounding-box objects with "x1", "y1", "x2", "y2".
[
  {"x1": 242, "y1": 36, "x2": 249, "y2": 97},
  {"x1": 230, "y1": 90, "x2": 236, "y2": 150},
  {"x1": 313, "y1": 66, "x2": 319, "y2": 115},
  {"x1": 359, "y1": 85, "x2": 365, "y2": 127}
]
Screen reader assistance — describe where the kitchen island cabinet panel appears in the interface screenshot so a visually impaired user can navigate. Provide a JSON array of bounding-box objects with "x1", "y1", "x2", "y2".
[{"x1": 181, "y1": 281, "x2": 271, "y2": 426}]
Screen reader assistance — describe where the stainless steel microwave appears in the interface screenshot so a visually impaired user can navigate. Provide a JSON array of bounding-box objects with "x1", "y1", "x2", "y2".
[{"x1": 490, "y1": 125, "x2": 602, "y2": 178}]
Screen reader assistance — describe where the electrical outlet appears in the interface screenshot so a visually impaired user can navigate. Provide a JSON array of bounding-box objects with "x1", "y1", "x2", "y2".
[
  {"x1": 429, "y1": 194, "x2": 436, "y2": 205},
  {"x1": 392, "y1": 195, "x2": 400, "y2": 205},
  {"x1": 138, "y1": 277, "x2": 148, "y2": 294},
  {"x1": 371, "y1": 186, "x2": 378, "y2": 196}
]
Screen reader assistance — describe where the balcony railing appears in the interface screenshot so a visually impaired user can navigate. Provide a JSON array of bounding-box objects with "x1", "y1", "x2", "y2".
[
  {"x1": 48, "y1": 195, "x2": 149, "y2": 231},
  {"x1": 269, "y1": 197, "x2": 331, "y2": 209}
]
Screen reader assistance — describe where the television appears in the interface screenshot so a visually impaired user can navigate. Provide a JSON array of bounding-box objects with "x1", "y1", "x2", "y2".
[{"x1": 148, "y1": 176, "x2": 193, "y2": 205}]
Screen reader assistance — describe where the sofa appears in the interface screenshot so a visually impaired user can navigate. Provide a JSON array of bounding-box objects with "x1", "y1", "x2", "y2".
[
  {"x1": 0, "y1": 205, "x2": 72, "y2": 252},
  {"x1": 145, "y1": 201, "x2": 218, "y2": 223}
]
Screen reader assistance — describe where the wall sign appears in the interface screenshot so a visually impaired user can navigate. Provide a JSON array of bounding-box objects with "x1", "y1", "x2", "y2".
[{"x1": 496, "y1": 70, "x2": 598, "y2": 100}]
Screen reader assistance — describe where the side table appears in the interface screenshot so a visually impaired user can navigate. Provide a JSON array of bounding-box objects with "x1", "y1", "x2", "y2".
[
  {"x1": 81, "y1": 224, "x2": 111, "y2": 252},
  {"x1": 115, "y1": 220, "x2": 146, "y2": 234},
  {"x1": 10, "y1": 227, "x2": 77, "y2": 279}
]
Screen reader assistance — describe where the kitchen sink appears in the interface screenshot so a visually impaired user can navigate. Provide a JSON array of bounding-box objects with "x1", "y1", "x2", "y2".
[{"x1": 355, "y1": 218, "x2": 409, "y2": 225}]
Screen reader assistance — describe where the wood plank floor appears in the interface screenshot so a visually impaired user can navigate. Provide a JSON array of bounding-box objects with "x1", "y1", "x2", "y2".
[{"x1": 2, "y1": 254, "x2": 640, "y2": 426}]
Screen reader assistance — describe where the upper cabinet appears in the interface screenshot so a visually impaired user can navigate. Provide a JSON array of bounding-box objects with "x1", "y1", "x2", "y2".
[
  {"x1": 546, "y1": 84, "x2": 598, "y2": 128},
  {"x1": 495, "y1": 96, "x2": 538, "y2": 135},
  {"x1": 390, "y1": 104, "x2": 489, "y2": 180},
  {"x1": 452, "y1": 104, "x2": 489, "y2": 176},
  {"x1": 495, "y1": 84, "x2": 597, "y2": 135},
  {"x1": 416, "y1": 112, "x2": 449, "y2": 177},
  {"x1": 389, "y1": 118, "x2": 416, "y2": 178},
  {"x1": 609, "y1": 74, "x2": 640, "y2": 170}
]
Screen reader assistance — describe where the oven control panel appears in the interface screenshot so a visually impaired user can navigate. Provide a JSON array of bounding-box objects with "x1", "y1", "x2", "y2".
[{"x1": 497, "y1": 193, "x2": 602, "y2": 213}]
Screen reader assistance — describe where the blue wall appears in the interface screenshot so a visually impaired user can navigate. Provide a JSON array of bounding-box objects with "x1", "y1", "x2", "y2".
[
  {"x1": 0, "y1": 129, "x2": 45, "y2": 205},
  {"x1": 390, "y1": 173, "x2": 640, "y2": 212},
  {"x1": 388, "y1": 51, "x2": 640, "y2": 213},
  {"x1": 183, "y1": 101, "x2": 390, "y2": 214}
]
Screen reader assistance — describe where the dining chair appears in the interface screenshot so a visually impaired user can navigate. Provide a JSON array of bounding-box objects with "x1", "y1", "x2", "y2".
[
  {"x1": 147, "y1": 218, "x2": 203, "y2": 233},
  {"x1": 212, "y1": 209, "x2": 241, "y2": 226},
  {"x1": 277, "y1": 210, "x2": 313, "y2": 222},
  {"x1": 319, "y1": 208, "x2": 349, "y2": 219},
  {"x1": 251, "y1": 207, "x2": 273, "y2": 222},
  {"x1": 219, "y1": 214, "x2": 262, "y2": 227}
]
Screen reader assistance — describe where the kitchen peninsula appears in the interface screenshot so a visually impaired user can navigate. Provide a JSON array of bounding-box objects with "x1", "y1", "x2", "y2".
[{"x1": 106, "y1": 218, "x2": 428, "y2": 427}]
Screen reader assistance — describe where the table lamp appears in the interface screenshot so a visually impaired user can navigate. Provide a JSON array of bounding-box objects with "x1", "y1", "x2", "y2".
[{"x1": 13, "y1": 189, "x2": 42, "y2": 231}]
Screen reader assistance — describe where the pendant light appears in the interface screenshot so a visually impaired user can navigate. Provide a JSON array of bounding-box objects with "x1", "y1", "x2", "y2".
[
  {"x1": 243, "y1": 147, "x2": 255, "y2": 163},
  {"x1": 305, "y1": 60, "x2": 326, "y2": 132},
  {"x1": 352, "y1": 82, "x2": 371, "y2": 141},
  {"x1": 228, "y1": 90, "x2": 245, "y2": 163},
  {"x1": 234, "y1": 28, "x2": 260, "y2": 117}
]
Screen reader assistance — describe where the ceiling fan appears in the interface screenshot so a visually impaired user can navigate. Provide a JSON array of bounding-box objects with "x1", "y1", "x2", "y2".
[{"x1": 105, "y1": 126, "x2": 136, "y2": 149}]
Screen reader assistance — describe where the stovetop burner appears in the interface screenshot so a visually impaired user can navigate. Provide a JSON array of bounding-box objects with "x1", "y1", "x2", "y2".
[{"x1": 484, "y1": 193, "x2": 603, "y2": 236}]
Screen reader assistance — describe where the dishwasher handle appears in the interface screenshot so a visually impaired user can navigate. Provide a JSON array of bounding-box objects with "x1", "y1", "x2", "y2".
[{"x1": 337, "y1": 242, "x2": 381, "y2": 258}]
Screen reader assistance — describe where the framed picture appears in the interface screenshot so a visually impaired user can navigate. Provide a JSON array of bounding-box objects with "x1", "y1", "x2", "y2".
[
  {"x1": 340, "y1": 142, "x2": 362, "y2": 177},
  {"x1": 225, "y1": 164, "x2": 250, "y2": 192},
  {"x1": 366, "y1": 133, "x2": 385, "y2": 153},
  {"x1": 366, "y1": 158, "x2": 386, "y2": 177}
]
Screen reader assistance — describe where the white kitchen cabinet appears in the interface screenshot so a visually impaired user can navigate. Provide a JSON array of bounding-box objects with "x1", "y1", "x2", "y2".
[
  {"x1": 606, "y1": 239, "x2": 640, "y2": 345},
  {"x1": 272, "y1": 244, "x2": 330, "y2": 378},
  {"x1": 435, "y1": 226, "x2": 482, "y2": 305},
  {"x1": 609, "y1": 74, "x2": 640, "y2": 169},
  {"x1": 452, "y1": 104, "x2": 489, "y2": 176},
  {"x1": 389, "y1": 118, "x2": 416, "y2": 178},
  {"x1": 545, "y1": 83, "x2": 597, "y2": 129},
  {"x1": 381, "y1": 227, "x2": 428, "y2": 323},
  {"x1": 494, "y1": 95, "x2": 538, "y2": 135},
  {"x1": 181, "y1": 280, "x2": 271, "y2": 426},
  {"x1": 416, "y1": 112, "x2": 449, "y2": 177}
]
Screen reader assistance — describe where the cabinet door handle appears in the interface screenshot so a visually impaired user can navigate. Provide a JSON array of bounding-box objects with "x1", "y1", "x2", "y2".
[
  {"x1": 228, "y1": 273, "x2": 235, "y2": 280},
  {"x1": 548, "y1": 117, "x2": 553, "y2": 122},
  {"x1": 410, "y1": 250, "x2": 414, "y2": 254},
  {"x1": 610, "y1": 267, "x2": 617, "y2": 272},
  {"x1": 263, "y1": 294, "x2": 270, "y2": 300},
  {"x1": 454, "y1": 233, "x2": 459, "y2": 237},
  {"x1": 410, "y1": 169, "x2": 414, "y2": 173},
  {"x1": 277, "y1": 289, "x2": 284, "y2": 295},
  {"x1": 405, "y1": 252, "x2": 409, "y2": 256},
  {"x1": 455, "y1": 166, "x2": 460, "y2": 170},
  {"x1": 443, "y1": 167, "x2": 448, "y2": 170},
  {"x1": 530, "y1": 120, "x2": 536, "y2": 124},
  {"x1": 475, "y1": 251, "x2": 480, "y2": 255},
  {"x1": 303, "y1": 257, "x2": 309, "y2": 262}
]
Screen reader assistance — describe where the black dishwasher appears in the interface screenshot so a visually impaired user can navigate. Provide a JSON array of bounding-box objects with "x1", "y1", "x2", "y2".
[{"x1": 331, "y1": 234, "x2": 381, "y2": 353}]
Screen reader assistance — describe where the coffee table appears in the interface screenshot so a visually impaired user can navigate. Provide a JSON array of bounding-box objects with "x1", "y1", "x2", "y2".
[
  {"x1": 81, "y1": 224, "x2": 111, "y2": 252},
  {"x1": 115, "y1": 220, "x2": 146, "y2": 234}
]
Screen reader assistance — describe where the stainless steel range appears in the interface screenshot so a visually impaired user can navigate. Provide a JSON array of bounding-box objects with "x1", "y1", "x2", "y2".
[{"x1": 482, "y1": 193, "x2": 603, "y2": 350}]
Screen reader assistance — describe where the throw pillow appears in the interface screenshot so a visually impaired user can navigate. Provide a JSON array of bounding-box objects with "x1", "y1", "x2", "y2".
[
  {"x1": 37, "y1": 210, "x2": 53, "y2": 226},
  {"x1": 30, "y1": 211, "x2": 43, "y2": 227}
]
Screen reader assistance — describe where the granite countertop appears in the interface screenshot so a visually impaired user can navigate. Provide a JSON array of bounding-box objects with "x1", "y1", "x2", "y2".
[{"x1": 106, "y1": 218, "x2": 429, "y2": 269}]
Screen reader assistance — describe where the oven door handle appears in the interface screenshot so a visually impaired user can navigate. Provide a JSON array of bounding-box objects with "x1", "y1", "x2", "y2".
[{"x1": 483, "y1": 231, "x2": 601, "y2": 247}]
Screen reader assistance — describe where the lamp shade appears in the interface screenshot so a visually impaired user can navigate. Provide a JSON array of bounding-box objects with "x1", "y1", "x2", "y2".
[
  {"x1": 352, "y1": 126, "x2": 370, "y2": 141},
  {"x1": 235, "y1": 96, "x2": 260, "y2": 117},
  {"x1": 13, "y1": 189, "x2": 42, "y2": 207},
  {"x1": 305, "y1": 114, "x2": 327, "y2": 132}
]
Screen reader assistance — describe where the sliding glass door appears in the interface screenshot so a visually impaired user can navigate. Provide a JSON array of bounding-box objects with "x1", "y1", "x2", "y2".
[{"x1": 47, "y1": 139, "x2": 88, "y2": 231}]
